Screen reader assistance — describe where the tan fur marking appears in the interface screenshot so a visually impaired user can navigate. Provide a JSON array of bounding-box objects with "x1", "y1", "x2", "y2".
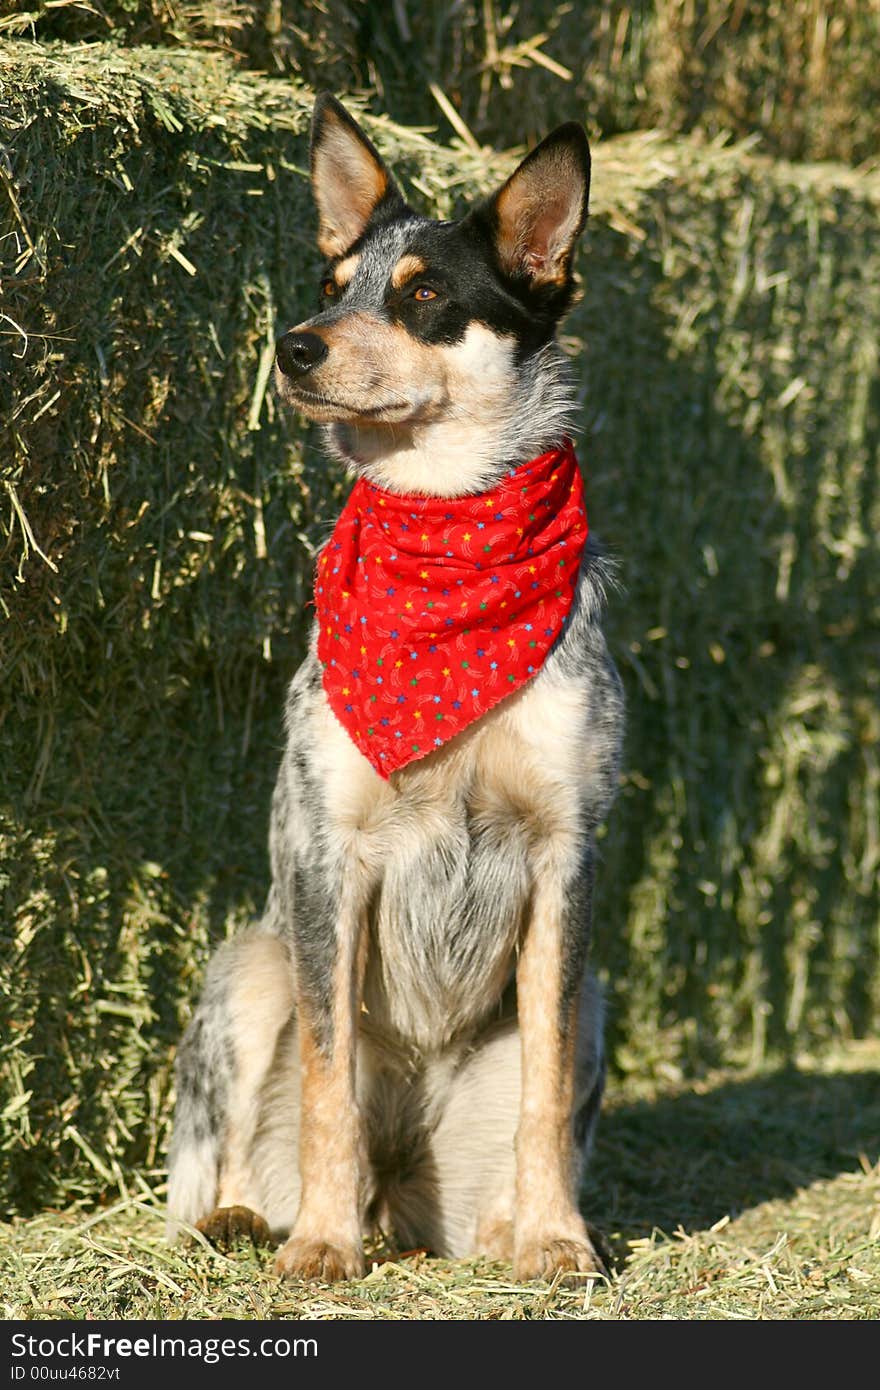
[
  {"x1": 513, "y1": 885, "x2": 601, "y2": 1278},
  {"x1": 390, "y1": 253, "x2": 427, "y2": 289},
  {"x1": 275, "y1": 315, "x2": 520, "y2": 497},
  {"x1": 306, "y1": 651, "x2": 590, "y2": 1057},
  {"x1": 311, "y1": 311, "x2": 429, "y2": 374},
  {"x1": 334, "y1": 253, "x2": 361, "y2": 287},
  {"x1": 274, "y1": 888, "x2": 369, "y2": 1280}
]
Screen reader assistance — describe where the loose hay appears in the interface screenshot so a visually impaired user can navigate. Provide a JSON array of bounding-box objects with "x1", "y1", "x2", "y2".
[
  {"x1": 1, "y1": 41, "x2": 879, "y2": 1215},
  {"x1": 2, "y1": 1046, "x2": 878, "y2": 1318}
]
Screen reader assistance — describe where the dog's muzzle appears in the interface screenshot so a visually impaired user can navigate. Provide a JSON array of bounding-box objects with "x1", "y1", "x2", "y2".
[{"x1": 276, "y1": 331, "x2": 328, "y2": 378}]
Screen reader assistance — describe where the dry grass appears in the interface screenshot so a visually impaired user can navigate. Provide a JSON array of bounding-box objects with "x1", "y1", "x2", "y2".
[{"x1": 2, "y1": 1043, "x2": 878, "y2": 1319}]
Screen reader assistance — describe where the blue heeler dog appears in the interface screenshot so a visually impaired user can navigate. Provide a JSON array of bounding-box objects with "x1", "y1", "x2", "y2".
[{"x1": 167, "y1": 94, "x2": 624, "y2": 1283}]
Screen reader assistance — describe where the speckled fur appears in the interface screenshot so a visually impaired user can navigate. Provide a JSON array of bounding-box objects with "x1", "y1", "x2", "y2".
[{"x1": 167, "y1": 96, "x2": 624, "y2": 1279}]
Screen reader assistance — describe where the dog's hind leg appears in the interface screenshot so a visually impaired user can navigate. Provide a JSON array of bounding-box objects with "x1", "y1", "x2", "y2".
[{"x1": 166, "y1": 929, "x2": 296, "y2": 1245}]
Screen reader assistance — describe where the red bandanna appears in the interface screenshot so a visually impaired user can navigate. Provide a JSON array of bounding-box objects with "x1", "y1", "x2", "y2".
[{"x1": 315, "y1": 441, "x2": 588, "y2": 778}]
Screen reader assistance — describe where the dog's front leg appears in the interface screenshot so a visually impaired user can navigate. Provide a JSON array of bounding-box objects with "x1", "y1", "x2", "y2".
[
  {"x1": 274, "y1": 876, "x2": 368, "y2": 1282},
  {"x1": 514, "y1": 865, "x2": 603, "y2": 1281}
]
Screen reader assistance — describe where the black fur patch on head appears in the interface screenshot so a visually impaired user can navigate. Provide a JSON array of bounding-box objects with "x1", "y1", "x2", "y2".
[
  {"x1": 460, "y1": 205, "x2": 581, "y2": 339},
  {"x1": 307, "y1": 102, "x2": 590, "y2": 355},
  {"x1": 382, "y1": 220, "x2": 542, "y2": 348},
  {"x1": 385, "y1": 122, "x2": 590, "y2": 349}
]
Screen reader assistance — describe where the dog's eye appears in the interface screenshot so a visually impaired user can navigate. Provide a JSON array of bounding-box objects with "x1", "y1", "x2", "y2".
[
  {"x1": 413, "y1": 286, "x2": 437, "y2": 302},
  {"x1": 321, "y1": 279, "x2": 338, "y2": 299}
]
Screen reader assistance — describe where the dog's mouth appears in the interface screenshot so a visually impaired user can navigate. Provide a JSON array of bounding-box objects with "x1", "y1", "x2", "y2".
[{"x1": 276, "y1": 377, "x2": 419, "y2": 424}]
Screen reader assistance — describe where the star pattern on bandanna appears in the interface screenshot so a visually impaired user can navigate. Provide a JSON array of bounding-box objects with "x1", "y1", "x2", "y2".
[{"x1": 315, "y1": 441, "x2": 588, "y2": 779}]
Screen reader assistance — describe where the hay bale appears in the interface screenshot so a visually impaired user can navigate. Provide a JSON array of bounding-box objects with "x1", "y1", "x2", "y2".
[
  {"x1": 8, "y1": 2, "x2": 880, "y2": 164},
  {"x1": 581, "y1": 138, "x2": 880, "y2": 1076},
  {"x1": 384, "y1": 1, "x2": 880, "y2": 165},
  {"x1": 0, "y1": 0, "x2": 363, "y2": 89},
  {"x1": 1, "y1": 40, "x2": 878, "y2": 1213}
]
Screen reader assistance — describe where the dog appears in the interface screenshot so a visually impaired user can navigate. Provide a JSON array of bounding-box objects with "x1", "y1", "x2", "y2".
[{"x1": 166, "y1": 93, "x2": 624, "y2": 1283}]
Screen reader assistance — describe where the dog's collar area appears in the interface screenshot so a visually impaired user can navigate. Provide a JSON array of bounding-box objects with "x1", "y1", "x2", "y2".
[
  {"x1": 352, "y1": 440, "x2": 577, "y2": 528},
  {"x1": 315, "y1": 441, "x2": 589, "y2": 778}
]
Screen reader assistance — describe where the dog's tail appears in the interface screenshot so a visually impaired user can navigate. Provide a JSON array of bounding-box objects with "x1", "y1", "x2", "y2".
[{"x1": 165, "y1": 1013, "x2": 224, "y2": 1242}]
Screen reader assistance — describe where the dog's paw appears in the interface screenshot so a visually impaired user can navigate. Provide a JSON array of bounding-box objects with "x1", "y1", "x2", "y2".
[
  {"x1": 196, "y1": 1205, "x2": 273, "y2": 1250},
  {"x1": 475, "y1": 1215, "x2": 515, "y2": 1262},
  {"x1": 514, "y1": 1232, "x2": 607, "y2": 1285},
  {"x1": 273, "y1": 1235, "x2": 364, "y2": 1283}
]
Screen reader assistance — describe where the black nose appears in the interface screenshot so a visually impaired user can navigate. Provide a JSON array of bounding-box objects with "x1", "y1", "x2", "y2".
[{"x1": 276, "y1": 331, "x2": 328, "y2": 378}]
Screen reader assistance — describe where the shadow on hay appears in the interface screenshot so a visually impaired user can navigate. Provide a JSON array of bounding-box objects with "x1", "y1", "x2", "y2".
[
  {"x1": 582, "y1": 209, "x2": 879, "y2": 1073},
  {"x1": 585, "y1": 1064, "x2": 880, "y2": 1250},
  {"x1": 1, "y1": 660, "x2": 294, "y2": 1216}
]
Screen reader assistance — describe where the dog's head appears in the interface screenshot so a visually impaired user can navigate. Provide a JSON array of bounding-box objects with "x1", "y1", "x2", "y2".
[{"x1": 275, "y1": 95, "x2": 590, "y2": 495}]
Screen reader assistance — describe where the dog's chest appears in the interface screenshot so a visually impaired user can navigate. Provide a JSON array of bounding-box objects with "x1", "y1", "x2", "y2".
[{"x1": 310, "y1": 670, "x2": 592, "y2": 1048}]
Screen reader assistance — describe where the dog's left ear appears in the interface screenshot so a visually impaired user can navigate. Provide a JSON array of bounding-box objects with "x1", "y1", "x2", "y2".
[
  {"x1": 483, "y1": 123, "x2": 590, "y2": 288},
  {"x1": 310, "y1": 93, "x2": 405, "y2": 258}
]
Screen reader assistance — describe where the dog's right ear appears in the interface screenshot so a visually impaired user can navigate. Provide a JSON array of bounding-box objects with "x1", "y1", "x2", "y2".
[{"x1": 310, "y1": 94, "x2": 404, "y2": 258}]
